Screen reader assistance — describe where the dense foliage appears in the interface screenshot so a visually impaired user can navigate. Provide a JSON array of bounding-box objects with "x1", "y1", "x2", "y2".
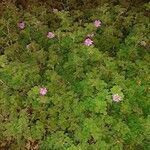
[{"x1": 0, "y1": 1, "x2": 150, "y2": 150}]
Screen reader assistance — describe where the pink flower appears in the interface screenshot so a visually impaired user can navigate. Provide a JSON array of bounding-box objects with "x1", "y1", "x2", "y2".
[
  {"x1": 112, "y1": 94, "x2": 121, "y2": 102},
  {"x1": 47, "y1": 32, "x2": 55, "y2": 39},
  {"x1": 94, "y1": 20, "x2": 101, "y2": 28},
  {"x1": 40, "y1": 87, "x2": 47, "y2": 96},
  {"x1": 18, "y1": 21, "x2": 25, "y2": 29},
  {"x1": 84, "y1": 38, "x2": 93, "y2": 46}
]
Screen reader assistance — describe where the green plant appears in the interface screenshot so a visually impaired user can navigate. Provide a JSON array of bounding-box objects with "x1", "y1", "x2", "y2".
[{"x1": 0, "y1": 1, "x2": 150, "y2": 150}]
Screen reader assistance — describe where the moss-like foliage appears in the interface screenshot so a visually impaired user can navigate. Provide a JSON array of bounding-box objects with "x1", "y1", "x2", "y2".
[{"x1": 0, "y1": 1, "x2": 150, "y2": 150}]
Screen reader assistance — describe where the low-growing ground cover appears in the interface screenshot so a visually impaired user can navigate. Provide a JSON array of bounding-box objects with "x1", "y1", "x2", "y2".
[{"x1": 0, "y1": 1, "x2": 150, "y2": 150}]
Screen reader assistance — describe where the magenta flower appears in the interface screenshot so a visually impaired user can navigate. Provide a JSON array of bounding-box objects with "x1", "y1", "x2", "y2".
[
  {"x1": 47, "y1": 32, "x2": 55, "y2": 39},
  {"x1": 18, "y1": 21, "x2": 25, "y2": 29},
  {"x1": 40, "y1": 87, "x2": 47, "y2": 96},
  {"x1": 94, "y1": 20, "x2": 101, "y2": 28},
  {"x1": 84, "y1": 38, "x2": 93, "y2": 46},
  {"x1": 112, "y1": 94, "x2": 121, "y2": 102}
]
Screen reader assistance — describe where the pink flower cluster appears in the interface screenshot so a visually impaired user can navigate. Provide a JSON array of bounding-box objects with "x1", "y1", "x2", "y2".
[
  {"x1": 84, "y1": 38, "x2": 93, "y2": 46},
  {"x1": 94, "y1": 20, "x2": 101, "y2": 28},
  {"x1": 47, "y1": 32, "x2": 55, "y2": 39},
  {"x1": 18, "y1": 19, "x2": 102, "y2": 47},
  {"x1": 18, "y1": 19, "x2": 103, "y2": 96},
  {"x1": 40, "y1": 87, "x2": 47, "y2": 96},
  {"x1": 112, "y1": 94, "x2": 121, "y2": 102},
  {"x1": 18, "y1": 21, "x2": 25, "y2": 29},
  {"x1": 17, "y1": 22, "x2": 55, "y2": 40},
  {"x1": 84, "y1": 20, "x2": 102, "y2": 46}
]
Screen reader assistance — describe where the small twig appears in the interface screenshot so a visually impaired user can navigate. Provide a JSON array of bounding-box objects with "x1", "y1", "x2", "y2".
[{"x1": 6, "y1": 22, "x2": 13, "y2": 45}]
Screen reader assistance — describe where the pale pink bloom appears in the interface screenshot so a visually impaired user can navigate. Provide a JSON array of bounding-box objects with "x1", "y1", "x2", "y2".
[
  {"x1": 84, "y1": 38, "x2": 93, "y2": 46},
  {"x1": 40, "y1": 87, "x2": 47, "y2": 96},
  {"x1": 94, "y1": 20, "x2": 101, "y2": 28},
  {"x1": 18, "y1": 21, "x2": 25, "y2": 29},
  {"x1": 112, "y1": 94, "x2": 121, "y2": 102},
  {"x1": 47, "y1": 32, "x2": 55, "y2": 39}
]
